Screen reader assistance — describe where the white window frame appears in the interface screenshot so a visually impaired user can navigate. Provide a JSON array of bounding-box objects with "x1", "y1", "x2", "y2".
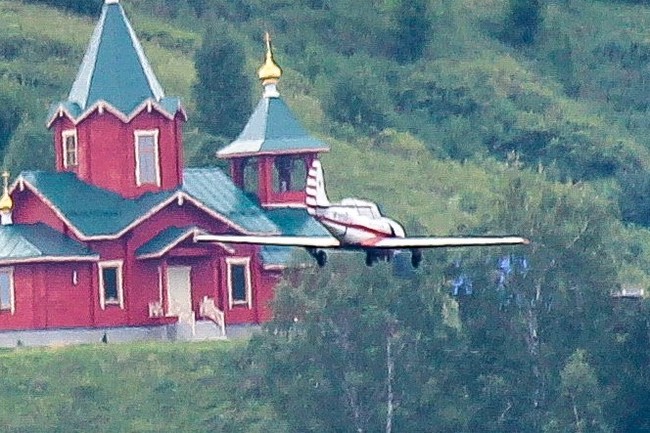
[
  {"x1": 0, "y1": 267, "x2": 15, "y2": 315},
  {"x1": 62, "y1": 129, "x2": 78, "y2": 168},
  {"x1": 134, "y1": 129, "x2": 161, "y2": 187},
  {"x1": 226, "y1": 257, "x2": 252, "y2": 309},
  {"x1": 98, "y1": 260, "x2": 124, "y2": 310}
]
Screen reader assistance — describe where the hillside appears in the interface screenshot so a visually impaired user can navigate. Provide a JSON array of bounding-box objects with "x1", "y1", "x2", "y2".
[
  {"x1": 3, "y1": 0, "x2": 650, "y2": 273},
  {"x1": 3, "y1": 0, "x2": 650, "y2": 431}
]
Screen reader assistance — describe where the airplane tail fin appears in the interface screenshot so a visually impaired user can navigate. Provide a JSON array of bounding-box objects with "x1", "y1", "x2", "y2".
[{"x1": 306, "y1": 159, "x2": 330, "y2": 215}]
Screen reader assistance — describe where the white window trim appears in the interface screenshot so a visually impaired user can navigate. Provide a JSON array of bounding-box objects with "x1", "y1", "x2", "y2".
[
  {"x1": 226, "y1": 257, "x2": 252, "y2": 309},
  {"x1": 158, "y1": 266, "x2": 164, "y2": 304},
  {"x1": 62, "y1": 129, "x2": 78, "y2": 168},
  {"x1": 98, "y1": 260, "x2": 124, "y2": 310},
  {"x1": 134, "y1": 129, "x2": 161, "y2": 187},
  {"x1": 0, "y1": 267, "x2": 15, "y2": 315}
]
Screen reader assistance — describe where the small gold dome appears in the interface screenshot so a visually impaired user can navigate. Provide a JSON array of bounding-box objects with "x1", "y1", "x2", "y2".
[
  {"x1": 257, "y1": 32, "x2": 282, "y2": 85},
  {"x1": 0, "y1": 171, "x2": 12, "y2": 213}
]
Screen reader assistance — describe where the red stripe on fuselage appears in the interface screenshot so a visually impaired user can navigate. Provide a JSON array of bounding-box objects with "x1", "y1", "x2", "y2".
[{"x1": 317, "y1": 215, "x2": 393, "y2": 239}]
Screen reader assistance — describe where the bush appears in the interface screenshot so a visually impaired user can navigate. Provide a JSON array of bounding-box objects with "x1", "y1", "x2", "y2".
[{"x1": 22, "y1": 0, "x2": 103, "y2": 16}]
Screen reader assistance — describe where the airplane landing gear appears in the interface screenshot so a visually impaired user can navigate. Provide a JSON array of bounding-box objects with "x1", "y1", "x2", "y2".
[
  {"x1": 365, "y1": 252, "x2": 375, "y2": 267},
  {"x1": 308, "y1": 249, "x2": 328, "y2": 267},
  {"x1": 410, "y1": 249, "x2": 422, "y2": 269},
  {"x1": 316, "y1": 250, "x2": 327, "y2": 267}
]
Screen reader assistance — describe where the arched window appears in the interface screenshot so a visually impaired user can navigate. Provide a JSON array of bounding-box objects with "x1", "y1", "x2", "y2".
[
  {"x1": 273, "y1": 156, "x2": 307, "y2": 193},
  {"x1": 243, "y1": 158, "x2": 259, "y2": 196}
]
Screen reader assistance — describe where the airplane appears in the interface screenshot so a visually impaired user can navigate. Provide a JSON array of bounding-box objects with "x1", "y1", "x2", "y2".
[{"x1": 195, "y1": 160, "x2": 529, "y2": 268}]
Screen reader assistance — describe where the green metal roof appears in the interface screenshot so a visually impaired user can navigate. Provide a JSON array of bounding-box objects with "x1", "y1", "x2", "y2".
[
  {"x1": 136, "y1": 226, "x2": 199, "y2": 259},
  {"x1": 70, "y1": 1, "x2": 164, "y2": 113},
  {"x1": 182, "y1": 168, "x2": 278, "y2": 234},
  {"x1": 265, "y1": 208, "x2": 331, "y2": 237},
  {"x1": 218, "y1": 96, "x2": 330, "y2": 158},
  {"x1": 48, "y1": 1, "x2": 183, "y2": 124},
  {"x1": 20, "y1": 171, "x2": 174, "y2": 238},
  {"x1": 0, "y1": 223, "x2": 98, "y2": 264},
  {"x1": 260, "y1": 208, "x2": 333, "y2": 267},
  {"x1": 18, "y1": 168, "x2": 279, "y2": 238}
]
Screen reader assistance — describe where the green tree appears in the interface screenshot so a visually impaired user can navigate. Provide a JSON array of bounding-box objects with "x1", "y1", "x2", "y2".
[
  {"x1": 503, "y1": 0, "x2": 543, "y2": 46},
  {"x1": 193, "y1": 24, "x2": 252, "y2": 140},
  {"x1": 391, "y1": 0, "x2": 431, "y2": 64},
  {"x1": 544, "y1": 350, "x2": 611, "y2": 433},
  {"x1": 249, "y1": 256, "x2": 471, "y2": 432},
  {"x1": 319, "y1": 62, "x2": 391, "y2": 133},
  {"x1": 2, "y1": 117, "x2": 53, "y2": 174},
  {"x1": 459, "y1": 167, "x2": 621, "y2": 432}
]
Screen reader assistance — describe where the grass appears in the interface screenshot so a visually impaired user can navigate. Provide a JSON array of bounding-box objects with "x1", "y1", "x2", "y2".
[{"x1": 0, "y1": 340, "x2": 285, "y2": 433}]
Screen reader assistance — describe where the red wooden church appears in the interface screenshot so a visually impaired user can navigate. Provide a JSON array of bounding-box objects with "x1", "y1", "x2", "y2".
[{"x1": 0, "y1": 0, "x2": 331, "y2": 345}]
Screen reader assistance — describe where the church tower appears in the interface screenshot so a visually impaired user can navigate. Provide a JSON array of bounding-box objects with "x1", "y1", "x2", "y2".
[
  {"x1": 46, "y1": 0, "x2": 187, "y2": 199},
  {"x1": 217, "y1": 34, "x2": 330, "y2": 207}
]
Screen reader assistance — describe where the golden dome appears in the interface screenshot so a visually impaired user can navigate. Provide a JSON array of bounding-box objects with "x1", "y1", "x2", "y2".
[
  {"x1": 0, "y1": 171, "x2": 12, "y2": 213},
  {"x1": 257, "y1": 32, "x2": 282, "y2": 85}
]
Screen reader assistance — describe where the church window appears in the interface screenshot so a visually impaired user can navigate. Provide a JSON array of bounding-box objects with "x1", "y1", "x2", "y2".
[
  {"x1": 99, "y1": 261, "x2": 123, "y2": 309},
  {"x1": 62, "y1": 130, "x2": 78, "y2": 168},
  {"x1": 273, "y1": 156, "x2": 307, "y2": 192},
  {"x1": 0, "y1": 267, "x2": 14, "y2": 314},
  {"x1": 243, "y1": 158, "x2": 259, "y2": 197},
  {"x1": 135, "y1": 130, "x2": 160, "y2": 186},
  {"x1": 227, "y1": 258, "x2": 251, "y2": 309}
]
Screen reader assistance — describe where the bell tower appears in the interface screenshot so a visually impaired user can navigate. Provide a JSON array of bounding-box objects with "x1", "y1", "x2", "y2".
[
  {"x1": 46, "y1": 0, "x2": 187, "y2": 199},
  {"x1": 217, "y1": 33, "x2": 330, "y2": 207}
]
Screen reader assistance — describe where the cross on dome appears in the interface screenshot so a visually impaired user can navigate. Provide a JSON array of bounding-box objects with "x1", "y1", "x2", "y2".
[{"x1": 258, "y1": 32, "x2": 282, "y2": 98}]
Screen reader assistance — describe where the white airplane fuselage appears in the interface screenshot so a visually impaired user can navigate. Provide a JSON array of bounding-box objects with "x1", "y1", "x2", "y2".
[{"x1": 311, "y1": 200, "x2": 406, "y2": 248}]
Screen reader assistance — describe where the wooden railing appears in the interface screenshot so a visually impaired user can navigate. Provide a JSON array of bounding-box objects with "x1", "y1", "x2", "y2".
[
  {"x1": 148, "y1": 301, "x2": 164, "y2": 318},
  {"x1": 199, "y1": 296, "x2": 226, "y2": 336}
]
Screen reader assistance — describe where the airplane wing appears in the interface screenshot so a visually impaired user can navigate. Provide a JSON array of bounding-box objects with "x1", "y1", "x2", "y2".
[
  {"x1": 361, "y1": 236, "x2": 529, "y2": 249},
  {"x1": 195, "y1": 234, "x2": 341, "y2": 248}
]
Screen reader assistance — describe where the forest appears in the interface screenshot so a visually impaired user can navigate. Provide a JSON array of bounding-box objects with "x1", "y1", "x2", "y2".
[{"x1": 1, "y1": 0, "x2": 650, "y2": 431}]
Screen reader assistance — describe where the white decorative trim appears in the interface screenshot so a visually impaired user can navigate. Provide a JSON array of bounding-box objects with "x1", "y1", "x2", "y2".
[
  {"x1": 72, "y1": 270, "x2": 78, "y2": 285},
  {"x1": 0, "y1": 267, "x2": 15, "y2": 315},
  {"x1": 262, "y1": 202, "x2": 308, "y2": 209},
  {"x1": 0, "y1": 256, "x2": 99, "y2": 266},
  {"x1": 98, "y1": 260, "x2": 124, "y2": 310},
  {"x1": 157, "y1": 266, "x2": 163, "y2": 304},
  {"x1": 62, "y1": 129, "x2": 78, "y2": 168},
  {"x1": 218, "y1": 148, "x2": 330, "y2": 159},
  {"x1": 134, "y1": 129, "x2": 161, "y2": 187},
  {"x1": 68, "y1": 5, "x2": 108, "y2": 110},
  {"x1": 226, "y1": 257, "x2": 252, "y2": 309},
  {"x1": 118, "y1": 4, "x2": 165, "y2": 101},
  {"x1": 46, "y1": 98, "x2": 187, "y2": 128}
]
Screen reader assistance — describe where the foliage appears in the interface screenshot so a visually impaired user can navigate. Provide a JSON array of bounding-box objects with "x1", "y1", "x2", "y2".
[
  {"x1": 0, "y1": 342, "x2": 288, "y2": 433},
  {"x1": 22, "y1": 0, "x2": 103, "y2": 16},
  {"x1": 544, "y1": 350, "x2": 611, "y2": 433},
  {"x1": 249, "y1": 256, "x2": 470, "y2": 432},
  {"x1": 502, "y1": 0, "x2": 543, "y2": 46},
  {"x1": 318, "y1": 59, "x2": 392, "y2": 133},
  {"x1": 390, "y1": 0, "x2": 431, "y2": 64},
  {"x1": 2, "y1": 117, "x2": 53, "y2": 174},
  {"x1": 193, "y1": 24, "x2": 253, "y2": 140}
]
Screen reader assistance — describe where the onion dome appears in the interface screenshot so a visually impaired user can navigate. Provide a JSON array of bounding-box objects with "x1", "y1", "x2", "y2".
[{"x1": 258, "y1": 32, "x2": 282, "y2": 85}]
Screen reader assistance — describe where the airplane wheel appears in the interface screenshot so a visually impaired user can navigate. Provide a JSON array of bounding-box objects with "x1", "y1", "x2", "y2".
[
  {"x1": 316, "y1": 250, "x2": 327, "y2": 267},
  {"x1": 411, "y1": 250, "x2": 422, "y2": 269}
]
